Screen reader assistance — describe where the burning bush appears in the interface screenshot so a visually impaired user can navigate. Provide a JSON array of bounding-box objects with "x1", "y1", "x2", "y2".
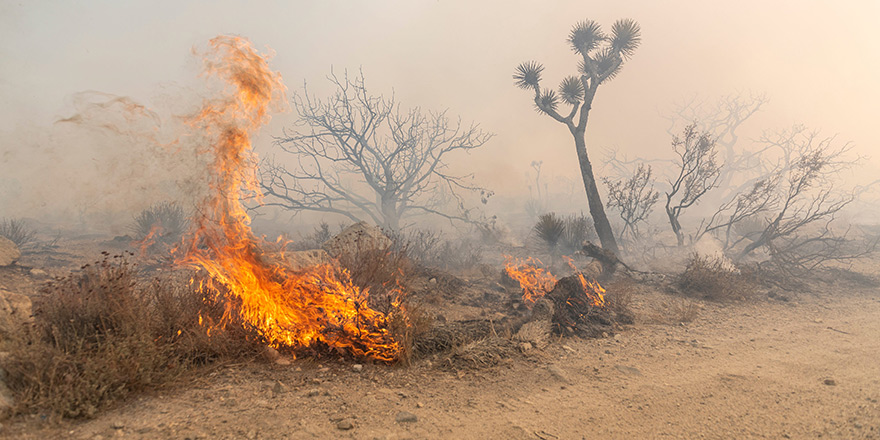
[
  {"x1": 678, "y1": 253, "x2": 754, "y2": 301},
  {"x1": 0, "y1": 254, "x2": 262, "y2": 419}
]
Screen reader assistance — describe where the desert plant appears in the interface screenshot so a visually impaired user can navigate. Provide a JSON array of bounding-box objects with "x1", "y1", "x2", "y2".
[
  {"x1": 665, "y1": 124, "x2": 723, "y2": 246},
  {"x1": 533, "y1": 213, "x2": 566, "y2": 251},
  {"x1": 678, "y1": 253, "x2": 752, "y2": 301},
  {"x1": 560, "y1": 213, "x2": 598, "y2": 253},
  {"x1": 0, "y1": 217, "x2": 37, "y2": 249},
  {"x1": 131, "y1": 202, "x2": 189, "y2": 252},
  {"x1": 514, "y1": 18, "x2": 642, "y2": 256},
  {"x1": 1, "y1": 254, "x2": 262, "y2": 419},
  {"x1": 603, "y1": 164, "x2": 660, "y2": 241}
]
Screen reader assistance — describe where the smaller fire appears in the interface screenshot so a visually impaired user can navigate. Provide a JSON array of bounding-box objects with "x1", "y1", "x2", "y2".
[
  {"x1": 562, "y1": 256, "x2": 605, "y2": 308},
  {"x1": 503, "y1": 255, "x2": 557, "y2": 303},
  {"x1": 503, "y1": 255, "x2": 606, "y2": 308}
]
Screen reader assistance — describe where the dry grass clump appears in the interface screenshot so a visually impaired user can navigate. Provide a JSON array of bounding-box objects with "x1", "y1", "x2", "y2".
[
  {"x1": 1, "y1": 253, "x2": 262, "y2": 419},
  {"x1": 678, "y1": 253, "x2": 754, "y2": 301},
  {"x1": 0, "y1": 218, "x2": 37, "y2": 249},
  {"x1": 602, "y1": 278, "x2": 637, "y2": 325}
]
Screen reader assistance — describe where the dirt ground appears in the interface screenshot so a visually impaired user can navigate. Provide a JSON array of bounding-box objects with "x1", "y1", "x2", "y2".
[{"x1": 2, "y1": 242, "x2": 879, "y2": 439}]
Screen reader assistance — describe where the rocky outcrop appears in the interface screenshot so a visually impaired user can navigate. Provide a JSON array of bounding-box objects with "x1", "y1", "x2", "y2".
[
  {"x1": 322, "y1": 222, "x2": 392, "y2": 260},
  {"x1": 0, "y1": 236, "x2": 20, "y2": 266}
]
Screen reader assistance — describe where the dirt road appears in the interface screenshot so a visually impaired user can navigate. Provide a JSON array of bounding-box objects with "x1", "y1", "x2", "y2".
[{"x1": 8, "y1": 285, "x2": 880, "y2": 440}]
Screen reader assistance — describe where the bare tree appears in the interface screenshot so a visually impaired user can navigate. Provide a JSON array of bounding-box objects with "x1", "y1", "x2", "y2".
[
  {"x1": 603, "y1": 164, "x2": 659, "y2": 242},
  {"x1": 697, "y1": 126, "x2": 874, "y2": 272},
  {"x1": 665, "y1": 123, "x2": 722, "y2": 245},
  {"x1": 513, "y1": 19, "x2": 642, "y2": 257},
  {"x1": 260, "y1": 70, "x2": 493, "y2": 231}
]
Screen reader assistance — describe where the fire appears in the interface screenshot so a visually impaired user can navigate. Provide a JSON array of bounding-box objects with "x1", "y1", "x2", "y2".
[
  {"x1": 176, "y1": 36, "x2": 399, "y2": 362},
  {"x1": 503, "y1": 255, "x2": 605, "y2": 308},
  {"x1": 503, "y1": 255, "x2": 557, "y2": 303},
  {"x1": 562, "y1": 256, "x2": 605, "y2": 308}
]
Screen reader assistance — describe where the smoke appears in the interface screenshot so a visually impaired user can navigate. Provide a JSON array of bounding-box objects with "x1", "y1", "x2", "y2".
[{"x1": 0, "y1": 91, "x2": 210, "y2": 232}]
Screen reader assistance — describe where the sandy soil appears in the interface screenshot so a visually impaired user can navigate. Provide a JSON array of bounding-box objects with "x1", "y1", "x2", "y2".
[
  {"x1": 2, "y1": 275, "x2": 877, "y2": 439},
  {"x1": 2, "y1": 238, "x2": 879, "y2": 440}
]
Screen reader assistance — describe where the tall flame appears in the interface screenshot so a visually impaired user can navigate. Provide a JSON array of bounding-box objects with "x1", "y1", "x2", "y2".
[{"x1": 177, "y1": 36, "x2": 399, "y2": 362}]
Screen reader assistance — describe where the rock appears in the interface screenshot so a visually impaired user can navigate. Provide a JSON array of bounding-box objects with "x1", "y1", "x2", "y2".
[
  {"x1": 29, "y1": 268, "x2": 47, "y2": 277},
  {"x1": 322, "y1": 222, "x2": 392, "y2": 259},
  {"x1": 336, "y1": 419, "x2": 355, "y2": 430},
  {"x1": 0, "y1": 289, "x2": 33, "y2": 338},
  {"x1": 272, "y1": 381, "x2": 287, "y2": 395},
  {"x1": 285, "y1": 249, "x2": 334, "y2": 271},
  {"x1": 306, "y1": 389, "x2": 321, "y2": 397},
  {"x1": 547, "y1": 365, "x2": 569, "y2": 383},
  {"x1": 351, "y1": 364, "x2": 364, "y2": 372},
  {"x1": 111, "y1": 421, "x2": 125, "y2": 430},
  {"x1": 614, "y1": 365, "x2": 642, "y2": 376},
  {"x1": 395, "y1": 411, "x2": 418, "y2": 423},
  {"x1": 0, "y1": 237, "x2": 19, "y2": 266},
  {"x1": 823, "y1": 378, "x2": 837, "y2": 386},
  {"x1": 428, "y1": 277, "x2": 437, "y2": 284}
]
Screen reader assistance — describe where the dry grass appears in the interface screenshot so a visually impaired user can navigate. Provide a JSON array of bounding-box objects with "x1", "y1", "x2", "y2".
[
  {"x1": 678, "y1": 253, "x2": 754, "y2": 301},
  {"x1": 0, "y1": 253, "x2": 262, "y2": 419}
]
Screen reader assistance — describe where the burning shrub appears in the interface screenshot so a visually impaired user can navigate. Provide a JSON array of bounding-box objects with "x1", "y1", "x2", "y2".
[
  {"x1": 1, "y1": 254, "x2": 262, "y2": 419},
  {"x1": 0, "y1": 218, "x2": 37, "y2": 249},
  {"x1": 131, "y1": 201, "x2": 189, "y2": 253},
  {"x1": 678, "y1": 253, "x2": 754, "y2": 301}
]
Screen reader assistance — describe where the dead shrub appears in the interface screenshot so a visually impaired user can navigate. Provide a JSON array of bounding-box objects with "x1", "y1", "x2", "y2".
[
  {"x1": 1, "y1": 253, "x2": 262, "y2": 419},
  {"x1": 0, "y1": 218, "x2": 37, "y2": 249},
  {"x1": 602, "y1": 278, "x2": 636, "y2": 324},
  {"x1": 678, "y1": 253, "x2": 753, "y2": 301},
  {"x1": 131, "y1": 202, "x2": 189, "y2": 254}
]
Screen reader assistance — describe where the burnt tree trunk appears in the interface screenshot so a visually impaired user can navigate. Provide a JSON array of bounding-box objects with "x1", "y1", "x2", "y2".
[{"x1": 573, "y1": 130, "x2": 620, "y2": 256}]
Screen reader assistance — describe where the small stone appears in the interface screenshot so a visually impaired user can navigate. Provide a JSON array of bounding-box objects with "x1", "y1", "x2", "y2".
[
  {"x1": 272, "y1": 381, "x2": 286, "y2": 395},
  {"x1": 547, "y1": 365, "x2": 568, "y2": 383},
  {"x1": 246, "y1": 429, "x2": 257, "y2": 440},
  {"x1": 823, "y1": 378, "x2": 837, "y2": 386},
  {"x1": 395, "y1": 411, "x2": 418, "y2": 423},
  {"x1": 428, "y1": 278, "x2": 437, "y2": 284},
  {"x1": 275, "y1": 358, "x2": 291, "y2": 366},
  {"x1": 336, "y1": 419, "x2": 355, "y2": 430},
  {"x1": 352, "y1": 364, "x2": 364, "y2": 372},
  {"x1": 307, "y1": 389, "x2": 321, "y2": 397},
  {"x1": 29, "y1": 268, "x2": 47, "y2": 277},
  {"x1": 613, "y1": 334, "x2": 622, "y2": 341},
  {"x1": 111, "y1": 421, "x2": 124, "y2": 430},
  {"x1": 416, "y1": 402, "x2": 424, "y2": 408}
]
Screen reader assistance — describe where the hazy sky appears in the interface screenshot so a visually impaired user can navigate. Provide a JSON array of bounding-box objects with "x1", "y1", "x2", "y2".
[{"x1": 1, "y1": 0, "x2": 878, "y2": 224}]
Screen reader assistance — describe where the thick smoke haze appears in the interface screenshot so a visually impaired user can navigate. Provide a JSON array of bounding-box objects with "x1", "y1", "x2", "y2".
[{"x1": 1, "y1": 0, "x2": 878, "y2": 230}]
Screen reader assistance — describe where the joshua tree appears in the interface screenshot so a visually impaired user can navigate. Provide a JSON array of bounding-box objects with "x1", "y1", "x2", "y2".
[{"x1": 514, "y1": 19, "x2": 641, "y2": 256}]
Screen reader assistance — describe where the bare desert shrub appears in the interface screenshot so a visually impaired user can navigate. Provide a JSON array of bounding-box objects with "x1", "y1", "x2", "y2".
[
  {"x1": 602, "y1": 278, "x2": 636, "y2": 324},
  {"x1": 1, "y1": 254, "x2": 262, "y2": 419},
  {"x1": 0, "y1": 218, "x2": 37, "y2": 249},
  {"x1": 678, "y1": 253, "x2": 753, "y2": 301},
  {"x1": 394, "y1": 229, "x2": 483, "y2": 271},
  {"x1": 560, "y1": 213, "x2": 597, "y2": 253},
  {"x1": 290, "y1": 222, "x2": 334, "y2": 251}
]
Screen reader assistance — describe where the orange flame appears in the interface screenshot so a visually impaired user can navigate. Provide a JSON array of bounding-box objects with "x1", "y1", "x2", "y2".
[
  {"x1": 562, "y1": 256, "x2": 605, "y2": 308},
  {"x1": 176, "y1": 36, "x2": 399, "y2": 362},
  {"x1": 503, "y1": 255, "x2": 605, "y2": 308},
  {"x1": 503, "y1": 255, "x2": 557, "y2": 303}
]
